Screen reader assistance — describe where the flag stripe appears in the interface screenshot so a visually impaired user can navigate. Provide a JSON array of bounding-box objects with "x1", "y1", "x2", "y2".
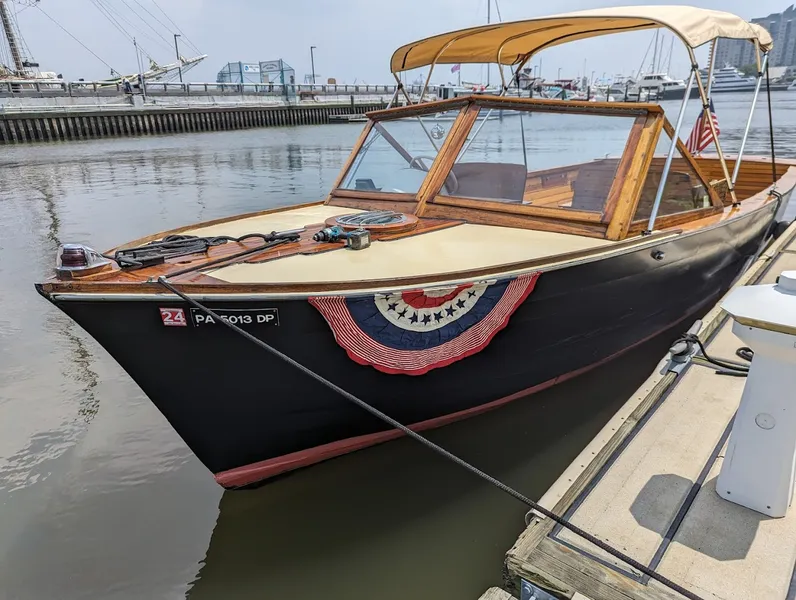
[{"x1": 684, "y1": 99, "x2": 720, "y2": 155}]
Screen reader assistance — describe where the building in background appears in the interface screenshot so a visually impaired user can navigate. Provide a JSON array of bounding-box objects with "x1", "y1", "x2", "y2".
[
  {"x1": 714, "y1": 5, "x2": 796, "y2": 69},
  {"x1": 216, "y1": 60, "x2": 296, "y2": 85}
]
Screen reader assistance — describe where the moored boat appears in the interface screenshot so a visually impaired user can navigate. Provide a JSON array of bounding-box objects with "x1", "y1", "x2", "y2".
[{"x1": 36, "y1": 6, "x2": 793, "y2": 489}]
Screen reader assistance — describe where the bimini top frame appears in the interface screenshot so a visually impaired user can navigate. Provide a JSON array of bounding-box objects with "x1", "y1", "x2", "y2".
[{"x1": 388, "y1": 5, "x2": 774, "y2": 233}]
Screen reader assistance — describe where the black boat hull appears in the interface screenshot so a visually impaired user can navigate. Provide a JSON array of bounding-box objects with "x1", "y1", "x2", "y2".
[{"x1": 40, "y1": 204, "x2": 776, "y2": 487}]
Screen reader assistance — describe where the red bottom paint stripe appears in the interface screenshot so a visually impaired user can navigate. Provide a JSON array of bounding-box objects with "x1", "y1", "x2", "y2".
[{"x1": 214, "y1": 310, "x2": 701, "y2": 489}]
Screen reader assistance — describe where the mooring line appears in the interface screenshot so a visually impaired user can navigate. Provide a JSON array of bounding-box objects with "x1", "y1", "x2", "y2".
[{"x1": 157, "y1": 276, "x2": 704, "y2": 600}]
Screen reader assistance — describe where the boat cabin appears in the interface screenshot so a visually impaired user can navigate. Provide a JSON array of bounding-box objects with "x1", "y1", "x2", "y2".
[{"x1": 329, "y1": 95, "x2": 730, "y2": 242}]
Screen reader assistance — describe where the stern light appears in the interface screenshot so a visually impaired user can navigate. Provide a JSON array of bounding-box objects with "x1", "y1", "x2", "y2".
[{"x1": 56, "y1": 244, "x2": 112, "y2": 278}]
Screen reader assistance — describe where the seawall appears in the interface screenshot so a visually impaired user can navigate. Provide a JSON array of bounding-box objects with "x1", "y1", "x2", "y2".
[{"x1": 0, "y1": 101, "x2": 386, "y2": 144}]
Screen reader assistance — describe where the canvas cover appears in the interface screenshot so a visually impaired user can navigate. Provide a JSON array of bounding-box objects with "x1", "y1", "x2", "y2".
[{"x1": 390, "y1": 6, "x2": 773, "y2": 72}]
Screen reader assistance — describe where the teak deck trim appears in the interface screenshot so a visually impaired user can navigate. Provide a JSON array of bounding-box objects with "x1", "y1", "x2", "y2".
[{"x1": 503, "y1": 220, "x2": 796, "y2": 600}]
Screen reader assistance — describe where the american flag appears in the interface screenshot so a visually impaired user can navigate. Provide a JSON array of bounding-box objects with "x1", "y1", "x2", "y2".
[
  {"x1": 451, "y1": 64, "x2": 461, "y2": 73},
  {"x1": 685, "y1": 99, "x2": 720, "y2": 155}
]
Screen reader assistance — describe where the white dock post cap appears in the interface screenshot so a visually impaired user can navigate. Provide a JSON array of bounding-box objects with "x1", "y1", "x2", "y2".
[
  {"x1": 720, "y1": 269, "x2": 796, "y2": 335},
  {"x1": 777, "y1": 270, "x2": 796, "y2": 293},
  {"x1": 716, "y1": 269, "x2": 796, "y2": 518}
]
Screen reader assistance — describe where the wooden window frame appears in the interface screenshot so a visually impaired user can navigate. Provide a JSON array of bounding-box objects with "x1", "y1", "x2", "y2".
[
  {"x1": 620, "y1": 118, "x2": 724, "y2": 236},
  {"x1": 327, "y1": 104, "x2": 471, "y2": 207},
  {"x1": 421, "y1": 102, "x2": 650, "y2": 232},
  {"x1": 326, "y1": 95, "x2": 724, "y2": 241}
]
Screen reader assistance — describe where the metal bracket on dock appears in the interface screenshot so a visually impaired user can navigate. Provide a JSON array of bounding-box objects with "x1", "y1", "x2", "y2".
[
  {"x1": 520, "y1": 579, "x2": 559, "y2": 600},
  {"x1": 664, "y1": 319, "x2": 702, "y2": 375}
]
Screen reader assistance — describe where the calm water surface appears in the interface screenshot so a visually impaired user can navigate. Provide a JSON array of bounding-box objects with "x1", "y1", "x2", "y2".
[{"x1": 1, "y1": 94, "x2": 795, "y2": 600}]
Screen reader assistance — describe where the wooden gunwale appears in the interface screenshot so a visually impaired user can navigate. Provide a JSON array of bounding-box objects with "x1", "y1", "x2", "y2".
[{"x1": 40, "y1": 229, "x2": 678, "y2": 297}]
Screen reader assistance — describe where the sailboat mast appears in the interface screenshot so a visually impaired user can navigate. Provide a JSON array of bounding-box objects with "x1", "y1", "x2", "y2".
[
  {"x1": 0, "y1": 0, "x2": 24, "y2": 73},
  {"x1": 667, "y1": 36, "x2": 674, "y2": 73},
  {"x1": 651, "y1": 29, "x2": 659, "y2": 72},
  {"x1": 486, "y1": 0, "x2": 491, "y2": 86}
]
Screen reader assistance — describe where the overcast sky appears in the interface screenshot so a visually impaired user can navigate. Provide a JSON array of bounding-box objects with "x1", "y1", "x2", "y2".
[{"x1": 4, "y1": 0, "x2": 790, "y2": 84}]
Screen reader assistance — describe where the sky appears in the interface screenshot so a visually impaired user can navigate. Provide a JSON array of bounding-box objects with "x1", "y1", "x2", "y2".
[{"x1": 2, "y1": 0, "x2": 790, "y2": 85}]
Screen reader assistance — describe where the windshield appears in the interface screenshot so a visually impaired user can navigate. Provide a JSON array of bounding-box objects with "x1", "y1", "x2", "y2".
[
  {"x1": 441, "y1": 107, "x2": 637, "y2": 212},
  {"x1": 339, "y1": 108, "x2": 462, "y2": 194}
]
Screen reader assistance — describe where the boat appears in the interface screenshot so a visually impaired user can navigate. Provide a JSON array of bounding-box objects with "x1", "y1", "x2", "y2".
[
  {"x1": 700, "y1": 65, "x2": 790, "y2": 94},
  {"x1": 633, "y1": 72, "x2": 687, "y2": 99},
  {"x1": 36, "y1": 6, "x2": 793, "y2": 489},
  {"x1": 701, "y1": 65, "x2": 756, "y2": 93}
]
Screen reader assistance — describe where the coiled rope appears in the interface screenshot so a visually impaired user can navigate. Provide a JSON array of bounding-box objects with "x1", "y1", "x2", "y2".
[
  {"x1": 672, "y1": 332, "x2": 752, "y2": 377},
  {"x1": 157, "y1": 277, "x2": 705, "y2": 600},
  {"x1": 107, "y1": 230, "x2": 302, "y2": 269}
]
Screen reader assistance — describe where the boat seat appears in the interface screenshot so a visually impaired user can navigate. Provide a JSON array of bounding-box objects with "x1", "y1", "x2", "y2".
[
  {"x1": 569, "y1": 159, "x2": 621, "y2": 212},
  {"x1": 450, "y1": 162, "x2": 527, "y2": 202}
]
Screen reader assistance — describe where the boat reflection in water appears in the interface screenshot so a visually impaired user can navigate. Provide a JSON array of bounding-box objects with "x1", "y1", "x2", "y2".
[
  {"x1": 185, "y1": 322, "x2": 683, "y2": 599},
  {"x1": 36, "y1": 6, "x2": 794, "y2": 490}
]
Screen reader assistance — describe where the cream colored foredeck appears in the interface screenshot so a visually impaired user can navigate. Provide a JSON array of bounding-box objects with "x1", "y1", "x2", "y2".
[
  {"x1": 183, "y1": 204, "x2": 363, "y2": 238},
  {"x1": 207, "y1": 221, "x2": 614, "y2": 284}
]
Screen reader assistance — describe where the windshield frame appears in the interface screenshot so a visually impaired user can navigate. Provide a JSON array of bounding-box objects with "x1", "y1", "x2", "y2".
[
  {"x1": 330, "y1": 99, "x2": 471, "y2": 204},
  {"x1": 325, "y1": 95, "x2": 720, "y2": 240}
]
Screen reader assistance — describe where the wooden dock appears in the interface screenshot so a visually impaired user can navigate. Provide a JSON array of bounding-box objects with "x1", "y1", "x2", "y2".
[
  {"x1": 0, "y1": 102, "x2": 384, "y2": 144},
  {"x1": 501, "y1": 220, "x2": 796, "y2": 600}
]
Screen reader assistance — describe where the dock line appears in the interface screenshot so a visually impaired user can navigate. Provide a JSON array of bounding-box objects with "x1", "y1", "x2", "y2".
[{"x1": 157, "y1": 276, "x2": 706, "y2": 600}]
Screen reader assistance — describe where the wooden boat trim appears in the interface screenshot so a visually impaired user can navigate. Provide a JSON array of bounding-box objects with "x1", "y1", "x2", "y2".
[
  {"x1": 606, "y1": 112, "x2": 663, "y2": 239},
  {"x1": 602, "y1": 113, "x2": 652, "y2": 229},
  {"x1": 626, "y1": 205, "x2": 724, "y2": 237},
  {"x1": 366, "y1": 97, "x2": 470, "y2": 120},
  {"x1": 473, "y1": 95, "x2": 660, "y2": 115},
  {"x1": 327, "y1": 197, "x2": 419, "y2": 213},
  {"x1": 40, "y1": 229, "x2": 680, "y2": 298},
  {"x1": 329, "y1": 189, "x2": 417, "y2": 203},
  {"x1": 431, "y1": 194, "x2": 604, "y2": 223},
  {"x1": 415, "y1": 103, "x2": 482, "y2": 216},
  {"x1": 421, "y1": 202, "x2": 608, "y2": 238}
]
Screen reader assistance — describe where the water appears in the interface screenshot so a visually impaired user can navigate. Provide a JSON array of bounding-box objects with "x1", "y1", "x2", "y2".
[{"x1": 1, "y1": 94, "x2": 795, "y2": 600}]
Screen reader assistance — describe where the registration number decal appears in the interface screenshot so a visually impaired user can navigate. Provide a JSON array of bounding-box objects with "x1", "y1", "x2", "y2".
[
  {"x1": 189, "y1": 308, "x2": 279, "y2": 327},
  {"x1": 159, "y1": 307, "x2": 187, "y2": 327}
]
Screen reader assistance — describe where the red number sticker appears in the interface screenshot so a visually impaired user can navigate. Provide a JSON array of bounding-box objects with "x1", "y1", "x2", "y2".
[{"x1": 159, "y1": 308, "x2": 187, "y2": 327}]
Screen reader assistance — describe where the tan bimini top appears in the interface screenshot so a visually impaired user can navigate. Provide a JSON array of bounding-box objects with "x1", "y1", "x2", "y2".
[{"x1": 390, "y1": 5, "x2": 773, "y2": 72}]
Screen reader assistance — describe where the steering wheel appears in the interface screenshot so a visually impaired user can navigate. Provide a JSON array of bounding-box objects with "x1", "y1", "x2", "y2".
[{"x1": 408, "y1": 155, "x2": 459, "y2": 195}]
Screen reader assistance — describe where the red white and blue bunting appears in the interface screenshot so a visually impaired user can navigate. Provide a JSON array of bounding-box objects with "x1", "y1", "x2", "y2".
[{"x1": 309, "y1": 272, "x2": 540, "y2": 376}]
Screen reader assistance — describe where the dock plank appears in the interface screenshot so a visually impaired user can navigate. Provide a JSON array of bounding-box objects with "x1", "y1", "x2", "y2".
[
  {"x1": 652, "y1": 455, "x2": 796, "y2": 600},
  {"x1": 555, "y1": 323, "x2": 747, "y2": 566}
]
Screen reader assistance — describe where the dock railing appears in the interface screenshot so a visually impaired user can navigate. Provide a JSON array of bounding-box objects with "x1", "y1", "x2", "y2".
[{"x1": 0, "y1": 80, "x2": 430, "y2": 100}]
